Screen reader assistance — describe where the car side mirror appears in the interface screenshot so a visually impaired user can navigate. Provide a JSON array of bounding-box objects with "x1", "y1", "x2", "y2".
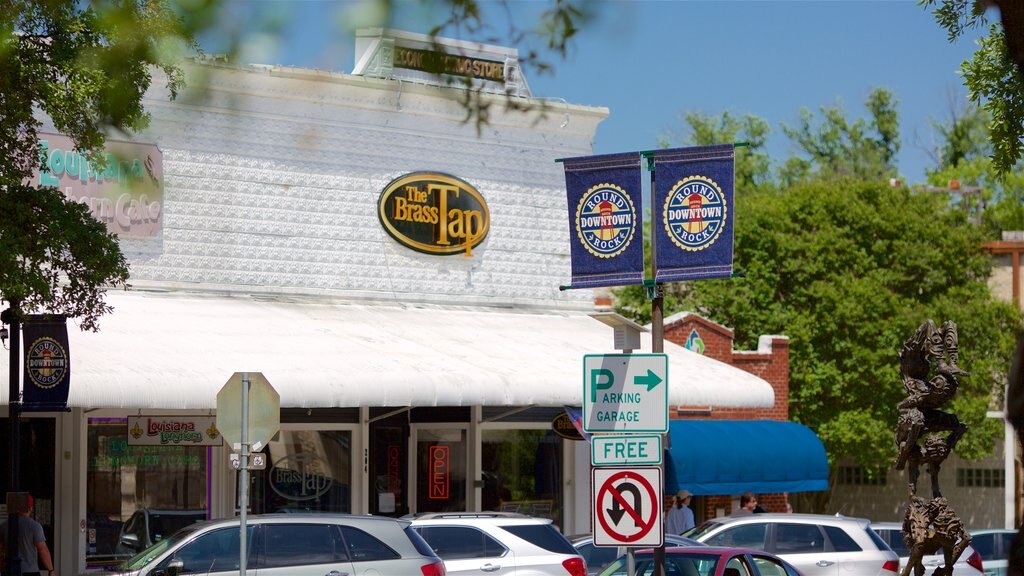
[
  {"x1": 120, "y1": 533, "x2": 141, "y2": 551},
  {"x1": 163, "y1": 557, "x2": 184, "y2": 576}
]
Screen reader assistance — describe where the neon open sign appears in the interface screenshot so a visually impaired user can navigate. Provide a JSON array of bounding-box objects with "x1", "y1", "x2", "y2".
[{"x1": 428, "y1": 445, "x2": 449, "y2": 499}]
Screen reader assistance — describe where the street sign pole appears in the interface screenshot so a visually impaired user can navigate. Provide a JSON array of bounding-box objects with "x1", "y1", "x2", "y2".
[
  {"x1": 646, "y1": 152, "x2": 666, "y2": 576},
  {"x1": 217, "y1": 371, "x2": 279, "y2": 576},
  {"x1": 239, "y1": 372, "x2": 250, "y2": 576}
]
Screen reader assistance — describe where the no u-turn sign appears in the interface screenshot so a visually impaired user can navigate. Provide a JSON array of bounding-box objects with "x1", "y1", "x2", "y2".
[{"x1": 592, "y1": 467, "x2": 663, "y2": 547}]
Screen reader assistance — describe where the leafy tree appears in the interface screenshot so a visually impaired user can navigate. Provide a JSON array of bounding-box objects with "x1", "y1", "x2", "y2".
[
  {"x1": 925, "y1": 102, "x2": 1024, "y2": 235},
  {"x1": 922, "y1": 0, "x2": 1024, "y2": 177},
  {"x1": 658, "y1": 110, "x2": 774, "y2": 195},
  {"x1": 615, "y1": 110, "x2": 773, "y2": 324},
  {"x1": 660, "y1": 179, "x2": 1019, "y2": 508},
  {"x1": 0, "y1": 0, "x2": 205, "y2": 329},
  {"x1": 779, "y1": 88, "x2": 901, "y2": 185}
]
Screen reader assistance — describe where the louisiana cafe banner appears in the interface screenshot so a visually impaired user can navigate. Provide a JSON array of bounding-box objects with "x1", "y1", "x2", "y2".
[
  {"x1": 651, "y1": 144, "x2": 735, "y2": 282},
  {"x1": 22, "y1": 314, "x2": 71, "y2": 412},
  {"x1": 562, "y1": 152, "x2": 644, "y2": 289}
]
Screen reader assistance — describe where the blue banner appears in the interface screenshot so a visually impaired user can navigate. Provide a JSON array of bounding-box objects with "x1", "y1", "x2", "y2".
[
  {"x1": 652, "y1": 145, "x2": 735, "y2": 282},
  {"x1": 22, "y1": 314, "x2": 71, "y2": 412},
  {"x1": 562, "y1": 152, "x2": 644, "y2": 288}
]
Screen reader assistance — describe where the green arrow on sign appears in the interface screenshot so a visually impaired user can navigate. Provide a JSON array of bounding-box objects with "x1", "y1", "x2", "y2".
[{"x1": 633, "y1": 369, "x2": 662, "y2": 391}]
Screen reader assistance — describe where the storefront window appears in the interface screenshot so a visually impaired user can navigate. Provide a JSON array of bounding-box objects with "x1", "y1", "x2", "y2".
[
  {"x1": 415, "y1": 428, "x2": 466, "y2": 513},
  {"x1": 249, "y1": 429, "x2": 352, "y2": 514},
  {"x1": 86, "y1": 418, "x2": 209, "y2": 568},
  {"x1": 368, "y1": 419, "x2": 408, "y2": 517},
  {"x1": 482, "y1": 429, "x2": 563, "y2": 524}
]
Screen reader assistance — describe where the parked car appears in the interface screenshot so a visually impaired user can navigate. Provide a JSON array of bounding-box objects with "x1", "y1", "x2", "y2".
[
  {"x1": 409, "y1": 511, "x2": 586, "y2": 576},
  {"x1": 570, "y1": 533, "x2": 705, "y2": 576},
  {"x1": 114, "y1": 509, "x2": 207, "y2": 557},
  {"x1": 594, "y1": 545, "x2": 804, "y2": 576},
  {"x1": 686, "y1": 513, "x2": 899, "y2": 576},
  {"x1": 85, "y1": 513, "x2": 446, "y2": 576},
  {"x1": 969, "y1": 528, "x2": 1016, "y2": 576},
  {"x1": 872, "y1": 522, "x2": 983, "y2": 576}
]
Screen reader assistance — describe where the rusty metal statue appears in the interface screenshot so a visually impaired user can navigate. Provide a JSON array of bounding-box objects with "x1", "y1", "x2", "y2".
[
  {"x1": 895, "y1": 320, "x2": 972, "y2": 576},
  {"x1": 901, "y1": 496, "x2": 971, "y2": 576}
]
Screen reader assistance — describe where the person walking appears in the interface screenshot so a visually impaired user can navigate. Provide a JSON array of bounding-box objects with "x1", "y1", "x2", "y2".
[
  {"x1": 0, "y1": 495, "x2": 55, "y2": 576},
  {"x1": 730, "y1": 492, "x2": 758, "y2": 516},
  {"x1": 665, "y1": 490, "x2": 695, "y2": 535}
]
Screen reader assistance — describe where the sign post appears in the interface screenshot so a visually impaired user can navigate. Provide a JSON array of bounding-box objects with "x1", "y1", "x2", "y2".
[{"x1": 217, "y1": 372, "x2": 279, "y2": 576}]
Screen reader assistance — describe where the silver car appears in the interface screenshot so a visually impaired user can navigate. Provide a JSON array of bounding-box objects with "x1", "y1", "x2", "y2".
[
  {"x1": 873, "y1": 522, "x2": 983, "y2": 576},
  {"x1": 687, "y1": 513, "x2": 899, "y2": 576},
  {"x1": 83, "y1": 513, "x2": 446, "y2": 576},
  {"x1": 968, "y1": 528, "x2": 1016, "y2": 576}
]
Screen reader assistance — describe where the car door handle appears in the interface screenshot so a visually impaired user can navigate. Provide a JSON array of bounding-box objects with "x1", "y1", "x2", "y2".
[
  {"x1": 481, "y1": 563, "x2": 502, "y2": 572},
  {"x1": 326, "y1": 571, "x2": 350, "y2": 576},
  {"x1": 816, "y1": 560, "x2": 835, "y2": 567}
]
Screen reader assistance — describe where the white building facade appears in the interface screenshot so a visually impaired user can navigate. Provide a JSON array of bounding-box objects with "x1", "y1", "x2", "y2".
[{"x1": 0, "y1": 30, "x2": 776, "y2": 574}]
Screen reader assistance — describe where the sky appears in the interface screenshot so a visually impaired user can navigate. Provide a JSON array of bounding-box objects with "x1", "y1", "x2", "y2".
[{"x1": 201, "y1": 0, "x2": 992, "y2": 186}]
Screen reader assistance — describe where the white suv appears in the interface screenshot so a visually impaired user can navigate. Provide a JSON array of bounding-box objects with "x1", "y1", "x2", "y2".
[
  {"x1": 687, "y1": 513, "x2": 899, "y2": 576},
  {"x1": 410, "y1": 512, "x2": 586, "y2": 576}
]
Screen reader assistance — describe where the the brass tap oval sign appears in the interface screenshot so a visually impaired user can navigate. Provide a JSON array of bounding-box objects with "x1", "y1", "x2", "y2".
[{"x1": 378, "y1": 172, "x2": 490, "y2": 256}]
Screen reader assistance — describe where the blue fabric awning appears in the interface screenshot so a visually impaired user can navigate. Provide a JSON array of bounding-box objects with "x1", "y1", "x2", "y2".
[{"x1": 664, "y1": 420, "x2": 828, "y2": 496}]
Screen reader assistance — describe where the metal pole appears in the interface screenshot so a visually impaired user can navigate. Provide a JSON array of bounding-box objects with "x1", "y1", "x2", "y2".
[
  {"x1": 6, "y1": 300, "x2": 22, "y2": 576},
  {"x1": 647, "y1": 157, "x2": 666, "y2": 576},
  {"x1": 239, "y1": 372, "x2": 249, "y2": 576}
]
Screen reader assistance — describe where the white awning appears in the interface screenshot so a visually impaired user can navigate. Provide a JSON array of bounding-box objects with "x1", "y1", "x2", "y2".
[{"x1": 0, "y1": 290, "x2": 775, "y2": 410}]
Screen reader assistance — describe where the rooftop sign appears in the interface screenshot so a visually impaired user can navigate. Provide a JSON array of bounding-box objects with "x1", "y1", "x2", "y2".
[{"x1": 353, "y1": 28, "x2": 531, "y2": 97}]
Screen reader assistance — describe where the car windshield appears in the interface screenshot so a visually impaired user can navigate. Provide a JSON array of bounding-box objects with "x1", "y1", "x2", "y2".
[
  {"x1": 684, "y1": 520, "x2": 725, "y2": 540},
  {"x1": 121, "y1": 523, "x2": 206, "y2": 571},
  {"x1": 599, "y1": 551, "x2": 722, "y2": 576},
  {"x1": 500, "y1": 524, "x2": 578, "y2": 555},
  {"x1": 149, "y1": 512, "x2": 206, "y2": 543}
]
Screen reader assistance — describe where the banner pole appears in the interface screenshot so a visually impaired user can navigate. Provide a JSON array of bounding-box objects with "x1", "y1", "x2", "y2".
[
  {"x1": 645, "y1": 154, "x2": 667, "y2": 576},
  {"x1": 5, "y1": 300, "x2": 22, "y2": 576}
]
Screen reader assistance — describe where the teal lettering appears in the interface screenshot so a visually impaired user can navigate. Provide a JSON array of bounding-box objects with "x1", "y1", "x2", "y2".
[{"x1": 590, "y1": 369, "x2": 614, "y2": 402}]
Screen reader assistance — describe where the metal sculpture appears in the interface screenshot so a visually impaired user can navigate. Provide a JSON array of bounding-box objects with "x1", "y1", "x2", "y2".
[{"x1": 895, "y1": 320, "x2": 971, "y2": 576}]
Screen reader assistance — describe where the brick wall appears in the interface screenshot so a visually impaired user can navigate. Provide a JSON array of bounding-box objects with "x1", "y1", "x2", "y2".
[
  {"x1": 663, "y1": 312, "x2": 789, "y2": 421},
  {"x1": 663, "y1": 312, "x2": 792, "y2": 517}
]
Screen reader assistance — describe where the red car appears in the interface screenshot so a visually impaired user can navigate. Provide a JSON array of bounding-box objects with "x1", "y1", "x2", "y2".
[{"x1": 595, "y1": 546, "x2": 805, "y2": 576}]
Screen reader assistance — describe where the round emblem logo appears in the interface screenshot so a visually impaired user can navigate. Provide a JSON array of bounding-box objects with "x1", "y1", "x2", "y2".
[
  {"x1": 575, "y1": 184, "x2": 637, "y2": 258},
  {"x1": 27, "y1": 337, "x2": 67, "y2": 389},
  {"x1": 662, "y1": 175, "x2": 727, "y2": 251}
]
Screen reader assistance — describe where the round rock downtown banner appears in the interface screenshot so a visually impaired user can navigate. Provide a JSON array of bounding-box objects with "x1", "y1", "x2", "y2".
[
  {"x1": 561, "y1": 152, "x2": 645, "y2": 289},
  {"x1": 652, "y1": 144, "x2": 735, "y2": 282},
  {"x1": 22, "y1": 314, "x2": 71, "y2": 412}
]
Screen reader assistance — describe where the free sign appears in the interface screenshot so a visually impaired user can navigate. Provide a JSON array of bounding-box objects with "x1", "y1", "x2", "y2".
[
  {"x1": 582, "y1": 354, "x2": 668, "y2": 433},
  {"x1": 592, "y1": 434, "x2": 662, "y2": 466}
]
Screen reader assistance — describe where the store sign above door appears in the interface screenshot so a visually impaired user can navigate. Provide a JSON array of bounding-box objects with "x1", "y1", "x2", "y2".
[
  {"x1": 127, "y1": 416, "x2": 222, "y2": 446},
  {"x1": 378, "y1": 172, "x2": 490, "y2": 256}
]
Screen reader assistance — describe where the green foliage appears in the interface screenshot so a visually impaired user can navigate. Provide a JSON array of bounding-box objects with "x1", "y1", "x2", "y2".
[
  {"x1": 926, "y1": 102, "x2": 1024, "y2": 235},
  {"x1": 779, "y1": 88, "x2": 901, "y2": 185},
  {"x1": 0, "y1": 0, "x2": 197, "y2": 328},
  {"x1": 664, "y1": 179, "x2": 1019, "y2": 469},
  {"x1": 1, "y1": 0, "x2": 199, "y2": 181},
  {"x1": 0, "y1": 185, "x2": 128, "y2": 331},
  {"x1": 921, "y1": 1, "x2": 1024, "y2": 177},
  {"x1": 660, "y1": 110, "x2": 774, "y2": 194},
  {"x1": 960, "y1": 25, "x2": 1024, "y2": 176}
]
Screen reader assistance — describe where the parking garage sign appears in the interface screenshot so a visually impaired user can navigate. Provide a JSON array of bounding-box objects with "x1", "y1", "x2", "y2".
[{"x1": 582, "y1": 354, "x2": 668, "y2": 433}]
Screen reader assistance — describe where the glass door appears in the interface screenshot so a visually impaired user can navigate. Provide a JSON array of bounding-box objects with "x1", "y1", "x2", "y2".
[{"x1": 411, "y1": 426, "x2": 467, "y2": 513}]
